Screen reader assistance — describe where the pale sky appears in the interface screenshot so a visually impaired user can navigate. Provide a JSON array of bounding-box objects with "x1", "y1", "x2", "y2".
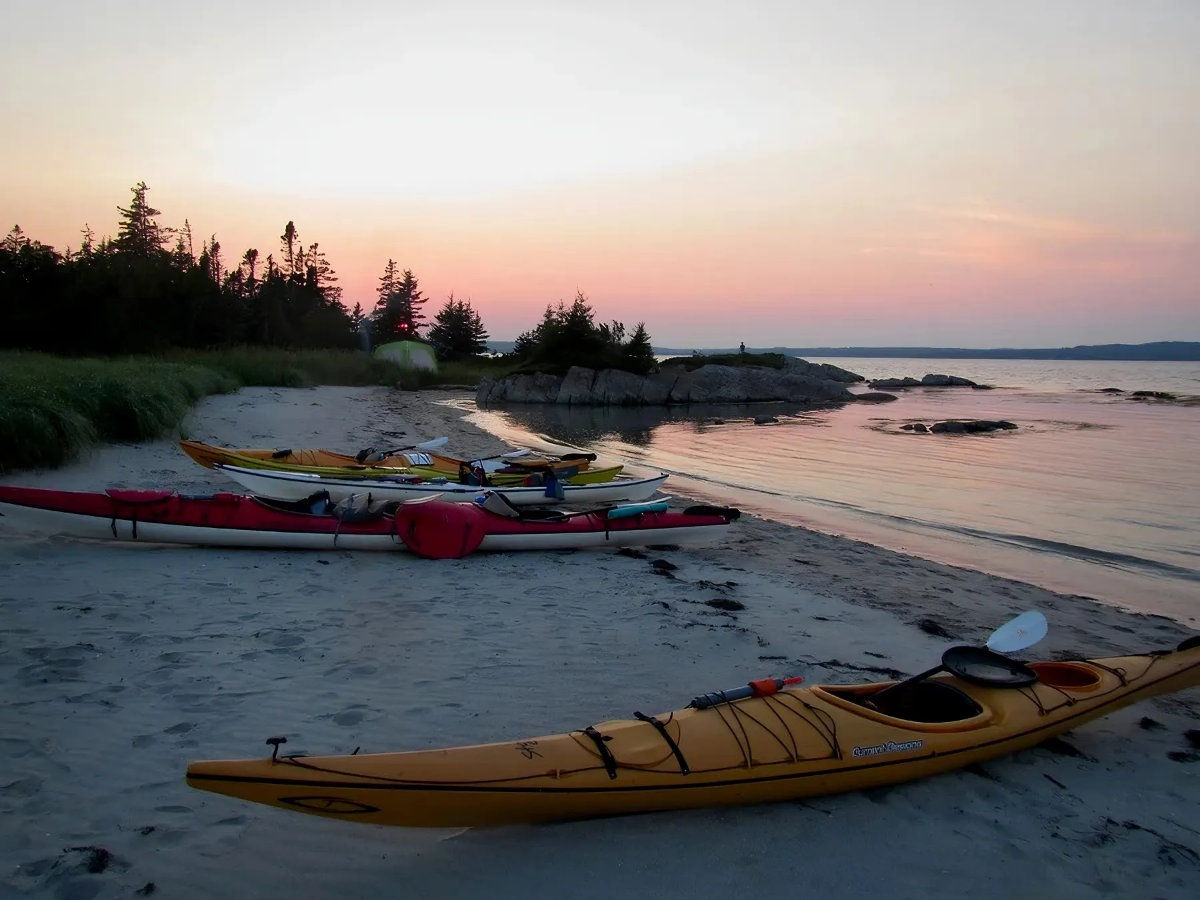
[{"x1": 3, "y1": 0, "x2": 1198, "y2": 347}]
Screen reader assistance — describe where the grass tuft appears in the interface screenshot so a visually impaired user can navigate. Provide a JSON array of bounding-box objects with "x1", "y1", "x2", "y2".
[{"x1": 0, "y1": 349, "x2": 517, "y2": 472}]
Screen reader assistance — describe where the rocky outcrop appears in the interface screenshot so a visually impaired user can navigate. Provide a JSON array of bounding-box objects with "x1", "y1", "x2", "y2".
[
  {"x1": 1092, "y1": 388, "x2": 1197, "y2": 405},
  {"x1": 868, "y1": 374, "x2": 987, "y2": 389},
  {"x1": 1130, "y1": 390, "x2": 1177, "y2": 400},
  {"x1": 900, "y1": 420, "x2": 1018, "y2": 434},
  {"x1": 477, "y1": 358, "x2": 862, "y2": 406}
]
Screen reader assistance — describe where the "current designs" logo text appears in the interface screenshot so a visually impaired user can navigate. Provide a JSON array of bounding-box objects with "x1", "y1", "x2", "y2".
[{"x1": 851, "y1": 739, "x2": 924, "y2": 758}]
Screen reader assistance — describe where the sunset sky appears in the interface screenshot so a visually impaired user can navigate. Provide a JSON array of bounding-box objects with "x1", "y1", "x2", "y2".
[{"x1": 3, "y1": 0, "x2": 1197, "y2": 348}]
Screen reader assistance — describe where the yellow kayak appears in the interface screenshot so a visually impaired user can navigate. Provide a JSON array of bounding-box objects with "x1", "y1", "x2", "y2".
[
  {"x1": 186, "y1": 637, "x2": 1200, "y2": 828},
  {"x1": 178, "y1": 440, "x2": 618, "y2": 486}
]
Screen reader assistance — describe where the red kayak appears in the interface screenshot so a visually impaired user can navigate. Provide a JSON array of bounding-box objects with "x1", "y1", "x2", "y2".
[{"x1": 0, "y1": 485, "x2": 740, "y2": 559}]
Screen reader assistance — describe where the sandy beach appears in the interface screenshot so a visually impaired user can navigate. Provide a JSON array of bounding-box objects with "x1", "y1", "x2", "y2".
[{"x1": 1, "y1": 385, "x2": 1197, "y2": 899}]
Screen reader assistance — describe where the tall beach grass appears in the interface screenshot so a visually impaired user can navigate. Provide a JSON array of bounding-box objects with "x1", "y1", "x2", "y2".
[
  {"x1": 0, "y1": 349, "x2": 512, "y2": 472},
  {"x1": 0, "y1": 353, "x2": 239, "y2": 471}
]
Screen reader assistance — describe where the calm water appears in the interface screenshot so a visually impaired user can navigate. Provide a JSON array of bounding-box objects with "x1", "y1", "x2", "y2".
[{"x1": 456, "y1": 359, "x2": 1200, "y2": 625}]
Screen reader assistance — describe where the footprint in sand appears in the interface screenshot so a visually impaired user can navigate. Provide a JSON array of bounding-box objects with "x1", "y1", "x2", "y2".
[
  {"x1": 328, "y1": 705, "x2": 376, "y2": 726},
  {"x1": 262, "y1": 632, "x2": 305, "y2": 648},
  {"x1": 1, "y1": 774, "x2": 43, "y2": 797}
]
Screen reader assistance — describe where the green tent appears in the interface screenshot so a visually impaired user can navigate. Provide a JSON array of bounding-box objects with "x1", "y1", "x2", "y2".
[{"x1": 374, "y1": 340, "x2": 438, "y2": 371}]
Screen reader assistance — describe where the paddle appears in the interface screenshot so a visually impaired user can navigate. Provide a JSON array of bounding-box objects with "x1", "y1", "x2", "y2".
[
  {"x1": 515, "y1": 433, "x2": 600, "y2": 463},
  {"x1": 356, "y1": 437, "x2": 450, "y2": 463},
  {"x1": 484, "y1": 449, "x2": 597, "y2": 465},
  {"x1": 689, "y1": 676, "x2": 805, "y2": 710},
  {"x1": 358, "y1": 443, "x2": 570, "y2": 468},
  {"x1": 986, "y1": 610, "x2": 1048, "y2": 653},
  {"x1": 869, "y1": 611, "x2": 1047, "y2": 706}
]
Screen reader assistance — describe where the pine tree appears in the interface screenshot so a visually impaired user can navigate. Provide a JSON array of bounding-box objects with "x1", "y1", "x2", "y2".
[
  {"x1": 394, "y1": 268, "x2": 426, "y2": 334},
  {"x1": 78, "y1": 224, "x2": 96, "y2": 257},
  {"x1": 240, "y1": 248, "x2": 260, "y2": 297},
  {"x1": 375, "y1": 259, "x2": 401, "y2": 311},
  {"x1": 428, "y1": 294, "x2": 490, "y2": 360},
  {"x1": 205, "y1": 235, "x2": 223, "y2": 284},
  {"x1": 508, "y1": 291, "x2": 651, "y2": 374},
  {"x1": 115, "y1": 181, "x2": 164, "y2": 255},
  {"x1": 371, "y1": 263, "x2": 426, "y2": 342},
  {"x1": 304, "y1": 241, "x2": 342, "y2": 305},
  {"x1": 622, "y1": 322, "x2": 657, "y2": 374},
  {"x1": 280, "y1": 221, "x2": 300, "y2": 279},
  {"x1": 172, "y1": 219, "x2": 195, "y2": 268}
]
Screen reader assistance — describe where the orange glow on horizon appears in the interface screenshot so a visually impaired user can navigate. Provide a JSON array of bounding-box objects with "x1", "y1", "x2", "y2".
[{"x1": 2, "y1": 2, "x2": 1197, "y2": 347}]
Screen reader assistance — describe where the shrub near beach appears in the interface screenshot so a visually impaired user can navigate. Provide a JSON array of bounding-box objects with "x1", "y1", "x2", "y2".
[
  {"x1": 506, "y1": 291, "x2": 657, "y2": 376},
  {"x1": 0, "y1": 349, "x2": 526, "y2": 472},
  {"x1": 0, "y1": 354, "x2": 236, "y2": 471}
]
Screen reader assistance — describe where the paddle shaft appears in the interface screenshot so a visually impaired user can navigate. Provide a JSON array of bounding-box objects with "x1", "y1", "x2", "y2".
[{"x1": 867, "y1": 664, "x2": 945, "y2": 706}]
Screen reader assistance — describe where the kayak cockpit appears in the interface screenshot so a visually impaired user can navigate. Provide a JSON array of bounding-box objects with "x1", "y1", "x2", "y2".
[{"x1": 814, "y1": 681, "x2": 992, "y2": 729}]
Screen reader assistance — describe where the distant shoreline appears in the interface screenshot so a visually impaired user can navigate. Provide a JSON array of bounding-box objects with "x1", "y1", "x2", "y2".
[{"x1": 486, "y1": 340, "x2": 1200, "y2": 361}]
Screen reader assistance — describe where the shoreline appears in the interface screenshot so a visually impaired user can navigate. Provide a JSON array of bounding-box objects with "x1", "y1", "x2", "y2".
[
  {"x1": 459, "y1": 381, "x2": 1200, "y2": 625},
  {"x1": 2, "y1": 385, "x2": 1198, "y2": 899}
]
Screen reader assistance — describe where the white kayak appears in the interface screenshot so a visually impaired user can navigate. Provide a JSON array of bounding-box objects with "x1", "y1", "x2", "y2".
[{"x1": 211, "y1": 463, "x2": 670, "y2": 507}]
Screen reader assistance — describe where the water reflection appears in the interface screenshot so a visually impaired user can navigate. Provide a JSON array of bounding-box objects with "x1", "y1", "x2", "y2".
[
  {"x1": 477, "y1": 401, "x2": 839, "y2": 447},
  {"x1": 458, "y1": 386, "x2": 1200, "y2": 623}
]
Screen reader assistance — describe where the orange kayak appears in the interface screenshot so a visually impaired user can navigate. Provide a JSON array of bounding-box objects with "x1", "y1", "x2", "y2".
[{"x1": 186, "y1": 637, "x2": 1200, "y2": 828}]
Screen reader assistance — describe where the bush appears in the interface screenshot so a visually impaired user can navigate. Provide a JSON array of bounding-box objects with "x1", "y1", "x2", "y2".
[
  {"x1": 0, "y1": 347, "x2": 519, "y2": 472},
  {"x1": 508, "y1": 292, "x2": 657, "y2": 376},
  {"x1": 0, "y1": 353, "x2": 237, "y2": 471}
]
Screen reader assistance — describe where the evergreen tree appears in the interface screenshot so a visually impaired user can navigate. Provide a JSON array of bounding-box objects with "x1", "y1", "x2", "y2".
[
  {"x1": 304, "y1": 241, "x2": 342, "y2": 305},
  {"x1": 115, "y1": 181, "x2": 165, "y2": 255},
  {"x1": 203, "y1": 236, "x2": 223, "y2": 284},
  {"x1": 0, "y1": 183, "x2": 362, "y2": 355},
  {"x1": 280, "y1": 221, "x2": 300, "y2": 279},
  {"x1": 428, "y1": 294, "x2": 489, "y2": 360},
  {"x1": 371, "y1": 264, "x2": 426, "y2": 342},
  {"x1": 78, "y1": 224, "x2": 96, "y2": 257},
  {"x1": 537, "y1": 291, "x2": 607, "y2": 365},
  {"x1": 621, "y1": 322, "x2": 657, "y2": 375},
  {"x1": 240, "y1": 248, "x2": 260, "y2": 297},
  {"x1": 376, "y1": 258, "x2": 401, "y2": 309},
  {"x1": 172, "y1": 219, "x2": 195, "y2": 269},
  {"x1": 0, "y1": 227, "x2": 62, "y2": 350},
  {"x1": 508, "y1": 291, "x2": 654, "y2": 374},
  {"x1": 394, "y1": 268, "x2": 426, "y2": 333}
]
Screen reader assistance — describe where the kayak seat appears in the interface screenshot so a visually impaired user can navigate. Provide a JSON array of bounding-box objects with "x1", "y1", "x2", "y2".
[
  {"x1": 331, "y1": 493, "x2": 401, "y2": 522},
  {"x1": 513, "y1": 509, "x2": 571, "y2": 523},
  {"x1": 472, "y1": 490, "x2": 566, "y2": 522},
  {"x1": 1027, "y1": 662, "x2": 1101, "y2": 690},
  {"x1": 259, "y1": 491, "x2": 334, "y2": 516},
  {"x1": 844, "y1": 681, "x2": 983, "y2": 723}
]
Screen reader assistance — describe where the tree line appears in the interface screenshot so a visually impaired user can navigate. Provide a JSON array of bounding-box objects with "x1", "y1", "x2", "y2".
[{"x1": 0, "y1": 181, "x2": 657, "y2": 372}]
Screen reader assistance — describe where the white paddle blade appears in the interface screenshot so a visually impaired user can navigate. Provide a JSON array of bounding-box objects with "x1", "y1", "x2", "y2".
[
  {"x1": 986, "y1": 611, "x2": 1048, "y2": 653},
  {"x1": 415, "y1": 437, "x2": 449, "y2": 451},
  {"x1": 501, "y1": 449, "x2": 532, "y2": 459}
]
